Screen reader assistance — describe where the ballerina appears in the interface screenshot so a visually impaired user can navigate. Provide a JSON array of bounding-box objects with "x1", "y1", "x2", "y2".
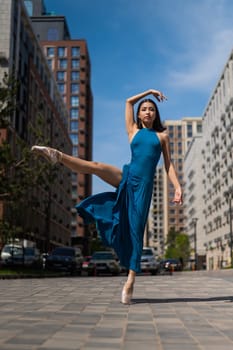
[{"x1": 31, "y1": 89, "x2": 182, "y2": 304}]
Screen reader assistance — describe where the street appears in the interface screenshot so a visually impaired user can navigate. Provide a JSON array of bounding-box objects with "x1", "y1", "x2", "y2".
[{"x1": 0, "y1": 270, "x2": 233, "y2": 349}]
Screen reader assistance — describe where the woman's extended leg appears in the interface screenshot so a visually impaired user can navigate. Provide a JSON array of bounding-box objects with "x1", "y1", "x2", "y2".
[
  {"x1": 61, "y1": 153, "x2": 122, "y2": 188},
  {"x1": 31, "y1": 146, "x2": 122, "y2": 188}
]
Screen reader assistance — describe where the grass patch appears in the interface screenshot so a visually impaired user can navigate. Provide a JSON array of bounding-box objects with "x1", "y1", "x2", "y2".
[{"x1": 0, "y1": 265, "x2": 69, "y2": 277}]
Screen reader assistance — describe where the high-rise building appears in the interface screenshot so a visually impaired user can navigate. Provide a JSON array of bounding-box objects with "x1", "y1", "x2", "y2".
[
  {"x1": 27, "y1": 0, "x2": 93, "y2": 243},
  {"x1": 149, "y1": 165, "x2": 166, "y2": 257},
  {"x1": 41, "y1": 40, "x2": 93, "y2": 242},
  {"x1": 150, "y1": 117, "x2": 202, "y2": 257},
  {"x1": 184, "y1": 49, "x2": 233, "y2": 270},
  {"x1": 0, "y1": 0, "x2": 72, "y2": 251},
  {"x1": 184, "y1": 135, "x2": 205, "y2": 269},
  {"x1": 164, "y1": 118, "x2": 202, "y2": 237}
]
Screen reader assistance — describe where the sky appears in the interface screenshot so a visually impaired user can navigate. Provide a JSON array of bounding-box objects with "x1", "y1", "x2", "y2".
[{"x1": 45, "y1": 0, "x2": 233, "y2": 194}]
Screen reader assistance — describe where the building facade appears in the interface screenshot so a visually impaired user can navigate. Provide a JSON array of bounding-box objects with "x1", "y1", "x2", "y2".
[
  {"x1": 183, "y1": 135, "x2": 206, "y2": 269},
  {"x1": 202, "y1": 50, "x2": 233, "y2": 269},
  {"x1": 184, "y1": 49, "x2": 233, "y2": 270},
  {"x1": 149, "y1": 165, "x2": 166, "y2": 258},
  {"x1": 27, "y1": 0, "x2": 93, "y2": 241},
  {"x1": 0, "y1": 0, "x2": 72, "y2": 251},
  {"x1": 164, "y1": 118, "x2": 202, "y2": 238}
]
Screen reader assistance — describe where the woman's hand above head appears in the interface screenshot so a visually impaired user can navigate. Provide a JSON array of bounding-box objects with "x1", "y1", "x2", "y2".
[
  {"x1": 172, "y1": 187, "x2": 183, "y2": 205},
  {"x1": 150, "y1": 89, "x2": 167, "y2": 102}
]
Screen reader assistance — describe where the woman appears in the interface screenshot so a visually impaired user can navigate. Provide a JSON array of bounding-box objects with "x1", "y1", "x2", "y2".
[{"x1": 32, "y1": 89, "x2": 182, "y2": 304}]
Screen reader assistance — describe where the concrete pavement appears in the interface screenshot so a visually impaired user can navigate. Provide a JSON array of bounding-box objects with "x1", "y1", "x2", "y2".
[{"x1": 0, "y1": 270, "x2": 233, "y2": 350}]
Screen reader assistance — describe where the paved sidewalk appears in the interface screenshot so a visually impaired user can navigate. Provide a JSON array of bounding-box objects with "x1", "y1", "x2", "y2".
[{"x1": 0, "y1": 270, "x2": 233, "y2": 350}]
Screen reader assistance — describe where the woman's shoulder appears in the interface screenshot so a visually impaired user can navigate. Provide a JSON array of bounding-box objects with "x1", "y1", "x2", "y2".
[{"x1": 157, "y1": 130, "x2": 169, "y2": 145}]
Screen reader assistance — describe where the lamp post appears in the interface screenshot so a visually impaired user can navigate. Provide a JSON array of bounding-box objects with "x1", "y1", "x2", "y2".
[
  {"x1": 224, "y1": 188, "x2": 233, "y2": 268},
  {"x1": 192, "y1": 218, "x2": 198, "y2": 270}
]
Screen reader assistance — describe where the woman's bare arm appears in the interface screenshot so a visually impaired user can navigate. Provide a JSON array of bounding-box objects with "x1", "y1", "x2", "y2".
[
  {"x1": 161, "y1": 132, "x2": 183, "y2": 204},
  {"x1": 125, "y1": 89, "x2": 166, "y2": 140}
]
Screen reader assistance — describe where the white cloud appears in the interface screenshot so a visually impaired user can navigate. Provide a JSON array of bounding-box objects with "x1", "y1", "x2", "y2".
[{"x1": 167, "y1": 29, "x2": 233, "y2": 91}]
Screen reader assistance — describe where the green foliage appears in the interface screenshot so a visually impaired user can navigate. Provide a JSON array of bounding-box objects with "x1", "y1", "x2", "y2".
[
  {"x1": 0, "y1": 73, "x2": 18, "y2": 128},
  {"x1": 0, "y1": 74, "x2": 58, "y2": 245},
  {"x1": 165, "y1": 227, "x2": 190, "y2": 263}
]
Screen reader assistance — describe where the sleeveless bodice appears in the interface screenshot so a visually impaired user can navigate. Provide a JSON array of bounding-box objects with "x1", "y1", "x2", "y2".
[{"x1": 129, "y1": 128, "x2": 161, "y2": 179}]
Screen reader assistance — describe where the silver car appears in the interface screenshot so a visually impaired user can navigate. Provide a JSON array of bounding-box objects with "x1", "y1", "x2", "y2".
[
  {"x1": 1, "y1": 244, "x2": 23, "y2": 265},
  {"x1": 1, "y1": 245, "x2": 41, "y2": 266},
  {"x1": 90, "y1": 251, "x2": 121, "y2": 276},
  {"x1": 140, "y1": 247, "x2": 159, "y2": 275}
]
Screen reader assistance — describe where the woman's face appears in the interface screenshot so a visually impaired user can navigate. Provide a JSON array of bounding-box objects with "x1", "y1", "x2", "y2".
[{"x1": 138, "y1": 101, "x2": 156, "y2": 128}]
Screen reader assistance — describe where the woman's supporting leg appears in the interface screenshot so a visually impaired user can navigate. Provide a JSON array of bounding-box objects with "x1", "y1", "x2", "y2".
[
  {"x1": 121, "y1": 269, "x2": 136, "y2": 304},
  {"x1": 31, "y1": 146, "x2": 122, "y2": 188}
]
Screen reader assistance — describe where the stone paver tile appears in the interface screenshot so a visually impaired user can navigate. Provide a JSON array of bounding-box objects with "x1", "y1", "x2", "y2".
[
  {"x1": 40, "y1": 338, "x2": 83, "y2": 349},
  {"x1": 89, "y1": 327, "x2": 123, "y2": 338},
  {"x1": 122, "y1": 340, "x2": 161, "y2": 350}
]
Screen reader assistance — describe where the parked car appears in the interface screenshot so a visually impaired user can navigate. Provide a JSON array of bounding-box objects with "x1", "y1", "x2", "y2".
[
  {"x1": 1, "y1": 244, "x2": 41, "y2": 267},
  {"x1": 1, "y1": 244, "x2": 23, "y2": 265},
  {"x1": 82, "y1": 256, "x2": 96, "y2": 276},
  {"x1": 90, "y1": 251, "x2": 121, "y2": 276},
  {"x1": 159, "y1": 258, "x2": 183, "y2": 273},
  {"x1": 140, "y1": 247, "x2": 160, "y2": 275},
  {"x1": 45, "y1": 247, "x2": 83, "y2": 274},
  {"x1": 23, "y1": 247, "x2": 41, "y2": 267}
]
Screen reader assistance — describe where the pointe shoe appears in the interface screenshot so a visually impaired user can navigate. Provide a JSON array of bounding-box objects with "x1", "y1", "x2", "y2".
[
  {"x1": 31, "y1": 146, "x2": 62, "y2": 164},
  {"x1": 121, "y1": 284, "x2": 133, "y2": 305}
]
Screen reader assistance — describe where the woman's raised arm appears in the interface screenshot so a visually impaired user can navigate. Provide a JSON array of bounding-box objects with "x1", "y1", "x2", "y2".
[{"x1": 125, "y1": 89, "x2": 166, "y2": 139}]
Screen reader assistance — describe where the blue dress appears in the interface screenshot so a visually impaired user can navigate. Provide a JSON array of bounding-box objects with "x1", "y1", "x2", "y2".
[{"x1": 76, "y1": 128, "x2": 162, "y2": 272}]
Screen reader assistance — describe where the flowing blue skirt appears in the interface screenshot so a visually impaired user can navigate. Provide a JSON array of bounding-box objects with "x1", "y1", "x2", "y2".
[{"x1": 76, "y1": 165, "x2": 151, "y2": 272}]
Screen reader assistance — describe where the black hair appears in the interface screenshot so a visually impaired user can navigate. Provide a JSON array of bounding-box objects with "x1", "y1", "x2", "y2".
[{"x1": 136, "y1": 98, "x2": 166, "y2": 132}]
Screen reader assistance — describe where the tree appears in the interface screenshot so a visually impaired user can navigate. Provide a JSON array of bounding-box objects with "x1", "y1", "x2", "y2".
[
  {"x1": 165, "y1": 227, "x2": 190, "y2": 265},
  {"x1": 0, "y1": 74, "x2": 58, "y2": 249},
  {"x1": 0, "y1": 72, "x2": 17, "y2": 128}
]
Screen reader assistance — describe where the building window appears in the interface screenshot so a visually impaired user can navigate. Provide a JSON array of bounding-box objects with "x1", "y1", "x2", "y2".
[
  {"x1": 71, "y1": 59, "x2": 80, "y2": 69},
  {"x1": 47, "y1": 47, "x2": 55, "y2": 57},
  {"x1": 71, "y1": 47, "x2": 80, "y2": 57},
  {"x1": 71, "y1": 71, "x2": 79, "y2": 81},
  {"x1": 71, "y1": 83, "x2": 79, "y2": 93},
  {"x1": 47, "y1": 28, "x2": 58, "y2": 41},
  {"x1": 187, "y1": 123, "x2": 193, "y2": 137},
  {"x1": 58, "y1": 83, "x2": 65, "y2": 93},
  {"x1": 70, "y1": 108, "x2": 79, "y2": 119},
  {"x1": 24, "y1": 0, "x2": 33, "y2": 16},
  {"x1": 57, "y1": 71, "x2": 65, "y2": 81},
  {"x1": 47, "y1": 59, "x2": 52, "y2": 68},
  {"x1": 59, "y1": 59, "x2": 67, "y2": 69},
  {"x1": 197, "y1": 123, "x2": 202, "y2": 133},
  {"x1": 71, "y1": 173, "x2": 77, "y2": 182},
  {"x1": 58, "y1": 47, "x2": 66, "y2": 57},
  {"x1": 72, "y1": 146, "x2": 78, "y2": 157},
  {"x1": 70, "y1": 121, "x2": 78, "y2": 131},
  {"x1": 71, "y1": 96, "x2": 79, "y2": 107},
  {"x1": 70, "y1": 134, "x2": 78, "y2": 145}
]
